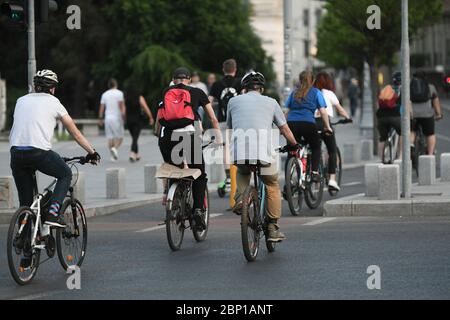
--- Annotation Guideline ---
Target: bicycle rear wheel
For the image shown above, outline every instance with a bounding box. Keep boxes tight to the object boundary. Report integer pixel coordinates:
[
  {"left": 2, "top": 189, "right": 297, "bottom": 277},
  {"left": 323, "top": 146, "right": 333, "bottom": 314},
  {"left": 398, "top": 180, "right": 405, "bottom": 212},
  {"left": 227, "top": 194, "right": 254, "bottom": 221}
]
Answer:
[
  {"left": 192, "top": 188, "right": 210, "bottom": 242},
  {"left": 7, "top": 207, "right": 41, "bottom": 285},
  {"left": 284, "top": 157, "right": 303, "bottom": 216},
  {"left": 241, "top": 186, "right": 261, "bottom": 262},
  {"left": 56, "top": 199, "right": 88, "bottom": 270},
  {"left": 166, "top": 184, "right": 185, "bottom": 251},
  {"left": 305, "top": 158, "right": 325, "bottom": 209}
]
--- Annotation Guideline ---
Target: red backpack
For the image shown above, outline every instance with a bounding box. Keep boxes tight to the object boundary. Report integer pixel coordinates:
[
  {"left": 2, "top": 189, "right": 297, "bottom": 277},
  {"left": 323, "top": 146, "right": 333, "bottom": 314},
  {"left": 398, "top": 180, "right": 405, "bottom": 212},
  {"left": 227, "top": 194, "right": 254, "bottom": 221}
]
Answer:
[
  {"left": 158, "top": 87, "right": 195, "bottom": 129},
  {"left": 378, "top": 85, "right": 399, "bottom": 109}
]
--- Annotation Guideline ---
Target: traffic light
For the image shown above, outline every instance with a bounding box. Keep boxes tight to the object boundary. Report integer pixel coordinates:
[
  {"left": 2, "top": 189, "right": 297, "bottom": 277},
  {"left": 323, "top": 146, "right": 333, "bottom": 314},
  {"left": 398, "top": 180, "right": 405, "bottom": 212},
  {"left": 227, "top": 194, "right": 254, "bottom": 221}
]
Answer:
[{"left": 1, "top": 1, "right": 27, "bottom": 28}]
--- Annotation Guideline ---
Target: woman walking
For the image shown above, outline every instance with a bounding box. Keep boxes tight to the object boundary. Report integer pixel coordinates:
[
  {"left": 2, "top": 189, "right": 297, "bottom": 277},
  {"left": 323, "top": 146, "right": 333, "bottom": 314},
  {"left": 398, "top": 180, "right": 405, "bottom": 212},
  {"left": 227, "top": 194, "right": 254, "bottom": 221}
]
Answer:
[
  {"left": 125, "top": 83, "right": 154, "bottom": 162},
  {"left": 285, "top": 71, "right": 333, "bottom": 182}
]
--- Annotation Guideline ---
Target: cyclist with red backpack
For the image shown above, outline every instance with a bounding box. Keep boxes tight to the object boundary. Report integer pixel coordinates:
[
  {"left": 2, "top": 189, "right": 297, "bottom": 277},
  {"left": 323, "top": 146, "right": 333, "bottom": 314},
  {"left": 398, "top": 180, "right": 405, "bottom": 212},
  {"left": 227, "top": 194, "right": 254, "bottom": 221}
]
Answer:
[
  {"left": 156, "top": 67, "right": 221, "bottom": 230},
  {"left": 377, "top": 72, "right": 403, "bottom": 159}
]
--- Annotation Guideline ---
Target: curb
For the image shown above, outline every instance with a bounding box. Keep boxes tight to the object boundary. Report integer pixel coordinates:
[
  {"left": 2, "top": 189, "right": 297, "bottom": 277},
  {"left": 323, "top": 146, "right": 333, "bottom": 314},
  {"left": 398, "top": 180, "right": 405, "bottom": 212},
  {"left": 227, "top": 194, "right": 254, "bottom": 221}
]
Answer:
[
  {"left": 0, "top": 194, "right": 164, "bottom": 225},
  {"left": 324, "top": 194, "right": 450, "bottom": 217}
]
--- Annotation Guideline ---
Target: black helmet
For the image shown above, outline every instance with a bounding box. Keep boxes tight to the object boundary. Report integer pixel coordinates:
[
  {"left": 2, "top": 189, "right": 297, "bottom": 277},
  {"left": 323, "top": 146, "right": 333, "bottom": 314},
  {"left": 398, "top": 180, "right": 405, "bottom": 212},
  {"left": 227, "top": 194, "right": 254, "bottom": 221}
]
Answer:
[
  {"left": 33, "top": 69, "right": 59, "bottom": 89},
  {"left": 241, "top": 70, "right": 266, "bottom": 89},
  {"left": 392, "top": 71, "right": 401, "bottom": 85}
]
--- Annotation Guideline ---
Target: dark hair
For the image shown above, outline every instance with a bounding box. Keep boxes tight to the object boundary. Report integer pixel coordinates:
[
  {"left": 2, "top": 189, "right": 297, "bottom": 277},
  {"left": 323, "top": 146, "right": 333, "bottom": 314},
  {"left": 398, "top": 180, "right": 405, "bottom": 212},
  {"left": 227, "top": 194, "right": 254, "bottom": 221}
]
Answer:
[
  {"left": 108, "top": 78, "right": 118, "bottom": 89},
  {"left": 223, "top": 59, "right": 237, "bottom": 74},
  {"left": 315, "top": 72, "right": 335, "bottom": 91}
]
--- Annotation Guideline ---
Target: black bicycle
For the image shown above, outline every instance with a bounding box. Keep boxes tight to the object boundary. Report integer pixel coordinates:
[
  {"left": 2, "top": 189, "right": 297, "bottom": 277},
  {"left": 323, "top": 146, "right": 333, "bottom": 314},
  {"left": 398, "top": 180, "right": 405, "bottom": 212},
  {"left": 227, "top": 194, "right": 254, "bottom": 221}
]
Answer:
[{"left": 7, "top": 156, "right": 92, "bottom": 285}]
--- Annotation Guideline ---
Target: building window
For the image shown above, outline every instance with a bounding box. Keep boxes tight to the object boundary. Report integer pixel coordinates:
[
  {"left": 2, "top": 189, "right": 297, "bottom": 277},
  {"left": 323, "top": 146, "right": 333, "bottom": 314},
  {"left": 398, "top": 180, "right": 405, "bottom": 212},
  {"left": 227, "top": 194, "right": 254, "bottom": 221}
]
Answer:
[
  {"left": 315, "top": 9, "right": 322, "bottom": 25},
  {"left": 304, "top": 40, "right": 310, "bottom": 58},
  {"left": 303, "top": 9, "right": 309, "bottom": 27}
]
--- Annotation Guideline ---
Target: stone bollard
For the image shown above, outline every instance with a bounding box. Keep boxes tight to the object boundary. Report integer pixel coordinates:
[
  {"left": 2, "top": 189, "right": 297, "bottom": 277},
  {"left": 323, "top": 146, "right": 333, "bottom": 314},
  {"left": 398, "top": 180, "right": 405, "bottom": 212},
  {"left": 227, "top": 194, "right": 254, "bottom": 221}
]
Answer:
[
  {"left": 393, "top": 159, "right": 412, "bottom": 192},
  {"left": 73, "top": 172, "right": 85, "bottom": 204},
  {"left": 364, "top": 163, "right": 381, "bottom": 197},
  {"left": 106, "top": 168, "right": 126, "bottom": 199},
  {"left": 0, "top": 176, "right": 14, "bottom": 209},
  {"left": 144, "top": 165, "right": 158, "bottom": 194},
  {"left": 440, "top": 153, "right": 450, "bottom": 182},
  {"left": 343, "top": 143, "right": 357, "bottom": 164},
  {"left": 361, "top": 140, "right": 374, "bottom": 161},
  {"left": 378, "top": 165, "right": 400, "bottom": 200},
  {"left": 207, "top": 163, "right": 225, "bottom": 184},
  {"left": 418, "top": 155, "right": 436, "bottom": 186}
]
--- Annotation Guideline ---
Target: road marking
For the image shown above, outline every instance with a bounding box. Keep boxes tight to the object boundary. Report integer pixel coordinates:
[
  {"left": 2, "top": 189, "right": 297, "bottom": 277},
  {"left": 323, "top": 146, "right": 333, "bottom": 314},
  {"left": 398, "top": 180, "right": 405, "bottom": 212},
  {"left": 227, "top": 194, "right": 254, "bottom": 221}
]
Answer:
[
  {"left": 135, "top": 213, "right": 223, "bottom": 233},
  {"left": 341, "top": 181, "right": 362, "bottom": 187},
  {"left": 302, "top": 218, "right": 336, "bottom": 226},
  {"left": 437, "top": 134, "right": 450, "bottom": 142},
  {"left": 13, "top": 290, "right": 65, "bottom": 300}
]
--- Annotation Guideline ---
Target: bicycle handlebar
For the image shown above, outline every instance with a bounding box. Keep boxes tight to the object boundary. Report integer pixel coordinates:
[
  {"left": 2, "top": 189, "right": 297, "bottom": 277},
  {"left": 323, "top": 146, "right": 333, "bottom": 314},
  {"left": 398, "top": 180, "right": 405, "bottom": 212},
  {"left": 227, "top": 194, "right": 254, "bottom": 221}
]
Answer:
[
  {"left": 331, "top": 118, "right": 353, "bottom": 126},
  {"left": 62, "top": 156, "right": 88, "bottom": 165}
]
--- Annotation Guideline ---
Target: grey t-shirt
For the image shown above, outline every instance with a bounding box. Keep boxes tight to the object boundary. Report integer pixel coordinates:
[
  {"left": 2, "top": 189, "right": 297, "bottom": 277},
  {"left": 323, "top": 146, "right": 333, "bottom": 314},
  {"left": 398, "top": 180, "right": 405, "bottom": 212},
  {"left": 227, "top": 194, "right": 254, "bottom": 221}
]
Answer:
[
  {"left": 226, "top": 91, "right": 287, "bottom": 164},
  {"left": 412, "top": 84, "right": 438, "bottom": 118}
]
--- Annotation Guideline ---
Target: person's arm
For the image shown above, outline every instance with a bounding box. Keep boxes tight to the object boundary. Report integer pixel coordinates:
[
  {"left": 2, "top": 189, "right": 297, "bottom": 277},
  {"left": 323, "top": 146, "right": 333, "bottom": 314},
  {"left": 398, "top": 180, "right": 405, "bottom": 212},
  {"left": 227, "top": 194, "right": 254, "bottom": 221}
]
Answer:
[
  {"left": 120, "top": 101, "right": 126, "bottom": 121},
  {"left": 279, "top": 124, "right": 297, "bottom": 146},
  {"left": 432, "top": 97, "right": 443, "bottom": 120},
  {"left": 139, "top": 95, "right": 155, "bottom": 126},
  {"left": 98, "top": 104, "right": 105, "bottom": 126},
  {"left": 61, "top": 115, "right": 96, "bottom": 154},
  {"left": 203, "top": 102, "right": 221, "bottom": 142},
  {"left": 335, "top": 102, "right": 351, "bottom": 119}
]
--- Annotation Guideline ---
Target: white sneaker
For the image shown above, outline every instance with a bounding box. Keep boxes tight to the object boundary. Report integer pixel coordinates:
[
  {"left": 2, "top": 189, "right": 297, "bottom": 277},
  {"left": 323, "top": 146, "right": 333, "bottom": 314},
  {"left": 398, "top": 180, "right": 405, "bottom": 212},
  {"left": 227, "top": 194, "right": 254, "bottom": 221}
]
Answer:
[
  {"left": 110, "top": 147, "right": 119, "bottom": 160},
  {"left": 328, "top": 180, "right": 341, "bottom": 191},
  {"left": 110, "top": 156, "right": 118, "bottom": 162}
]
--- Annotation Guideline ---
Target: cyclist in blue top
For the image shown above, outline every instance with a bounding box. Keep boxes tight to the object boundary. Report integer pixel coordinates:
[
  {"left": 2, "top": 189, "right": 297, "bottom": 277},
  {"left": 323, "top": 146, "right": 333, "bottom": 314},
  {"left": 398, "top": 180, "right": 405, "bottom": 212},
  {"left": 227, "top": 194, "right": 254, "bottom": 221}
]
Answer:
[{"left": 285, "top": 71, "right": 333, "bottom": 182}]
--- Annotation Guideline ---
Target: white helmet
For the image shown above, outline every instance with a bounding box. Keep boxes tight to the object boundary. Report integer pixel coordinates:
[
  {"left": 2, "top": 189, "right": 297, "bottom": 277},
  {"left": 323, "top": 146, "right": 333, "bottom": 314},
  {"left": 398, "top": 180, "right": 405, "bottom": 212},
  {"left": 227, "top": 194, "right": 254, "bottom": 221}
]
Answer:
[{"left": 33, "top": 69, "right": 59, "bottom": 88}]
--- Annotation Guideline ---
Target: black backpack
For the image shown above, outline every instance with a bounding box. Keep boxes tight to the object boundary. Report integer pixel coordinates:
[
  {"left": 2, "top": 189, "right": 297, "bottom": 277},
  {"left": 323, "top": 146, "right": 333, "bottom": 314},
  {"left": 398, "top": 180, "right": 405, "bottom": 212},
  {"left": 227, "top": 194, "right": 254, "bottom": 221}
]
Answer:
[
  {"left": 218, "top": 80, "right": 238, "bottom": 122},
  {"left": 410, "top": 78, "right": 430, "bottom": 103}
]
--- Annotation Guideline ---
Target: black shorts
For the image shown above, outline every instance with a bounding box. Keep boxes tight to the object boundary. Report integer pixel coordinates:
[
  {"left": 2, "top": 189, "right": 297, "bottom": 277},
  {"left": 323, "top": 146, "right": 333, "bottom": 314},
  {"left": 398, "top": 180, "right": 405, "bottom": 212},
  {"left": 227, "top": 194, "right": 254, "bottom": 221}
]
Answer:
[
  {"left": 412, "top": 117, "right": 435, "bottom": 136},
  {"left": 377, "top": 116, "right": 401, "bottom": 142}
]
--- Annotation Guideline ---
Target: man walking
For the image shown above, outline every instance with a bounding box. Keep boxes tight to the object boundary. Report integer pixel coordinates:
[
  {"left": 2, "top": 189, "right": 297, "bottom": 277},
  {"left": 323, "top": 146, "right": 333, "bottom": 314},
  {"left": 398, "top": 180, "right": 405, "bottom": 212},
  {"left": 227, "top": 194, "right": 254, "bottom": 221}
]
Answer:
[{"left": 99, "top": 78, "right": 126, "bottom": 162}]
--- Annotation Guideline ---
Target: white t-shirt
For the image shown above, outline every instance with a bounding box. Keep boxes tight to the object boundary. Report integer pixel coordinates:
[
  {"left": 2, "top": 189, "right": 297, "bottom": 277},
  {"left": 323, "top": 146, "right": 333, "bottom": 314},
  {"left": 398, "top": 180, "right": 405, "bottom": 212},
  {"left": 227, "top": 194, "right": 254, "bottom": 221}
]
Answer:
[
  {"left": 315, "top": 89, "right": 339, "bottom": 118},
  {"left": 10, "top": 93, "right": 68, "bottom": 151},
  {"left": 100, "top": 88, "right": 124, "bottom": 120}
]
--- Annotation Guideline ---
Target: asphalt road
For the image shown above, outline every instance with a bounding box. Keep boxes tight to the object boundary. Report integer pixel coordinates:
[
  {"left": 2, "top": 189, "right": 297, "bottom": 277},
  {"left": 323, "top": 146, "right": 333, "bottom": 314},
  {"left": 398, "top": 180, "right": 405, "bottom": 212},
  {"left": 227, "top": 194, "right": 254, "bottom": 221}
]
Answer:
[{"left": 0, "top": 100, "right": 449, "bottom": 300}]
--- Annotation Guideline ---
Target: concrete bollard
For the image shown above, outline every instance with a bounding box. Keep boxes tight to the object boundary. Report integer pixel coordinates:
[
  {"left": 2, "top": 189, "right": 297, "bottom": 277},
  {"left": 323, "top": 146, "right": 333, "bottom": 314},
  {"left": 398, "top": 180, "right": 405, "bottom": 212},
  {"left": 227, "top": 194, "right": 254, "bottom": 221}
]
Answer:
[
  {"left": 106, "top": 168, "right": 126, "bottom": 199},
  {"left": 440, "top": 153, "right": 450, "bottom": 182},
  {"left": 418, "top": 155, "right": 436, "bottom": 186},
  {"left": 73, "top": 172, "right": 85, "bottom": 204},
  {"left": 361, "top": 140, "right": 374, "bottom": 161},
  {"left": 378, "top": 165, "right": 400, "bottom": 200},
  {"left": 364, "top": 163, "right": 382, "bottom": 197},
  {"left": 207, "top": 163, "right": 225, "bottom": 184},
  {"left": 343, "top": 143, "right": 357, "bottom": 164},
  {"left": 144, "top": 165, "right": 158, "bottom": 194},
  {"left": 0, "top": 176, "right": 14, "bottom": 209}
]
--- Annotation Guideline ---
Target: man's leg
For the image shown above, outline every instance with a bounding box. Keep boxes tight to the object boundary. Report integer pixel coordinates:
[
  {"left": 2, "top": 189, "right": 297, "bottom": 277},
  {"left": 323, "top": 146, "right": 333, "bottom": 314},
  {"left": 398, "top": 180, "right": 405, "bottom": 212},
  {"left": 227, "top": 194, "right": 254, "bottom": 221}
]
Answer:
[
  {"left": 232, "top": 165, "right": 251, "bottom": 214},
  {"left": 261, "top": 172, "right": 285, "bottom": 242},
  {"left": 427, "top": 135, "right": 437, "bottom": 155}
]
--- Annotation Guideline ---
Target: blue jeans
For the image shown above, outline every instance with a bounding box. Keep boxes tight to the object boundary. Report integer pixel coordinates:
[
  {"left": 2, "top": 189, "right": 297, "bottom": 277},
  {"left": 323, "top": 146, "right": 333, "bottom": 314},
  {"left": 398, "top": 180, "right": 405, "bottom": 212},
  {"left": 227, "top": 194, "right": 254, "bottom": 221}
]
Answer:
[{"left": 10, "top": 148, "right": 72, "bottom": 207}]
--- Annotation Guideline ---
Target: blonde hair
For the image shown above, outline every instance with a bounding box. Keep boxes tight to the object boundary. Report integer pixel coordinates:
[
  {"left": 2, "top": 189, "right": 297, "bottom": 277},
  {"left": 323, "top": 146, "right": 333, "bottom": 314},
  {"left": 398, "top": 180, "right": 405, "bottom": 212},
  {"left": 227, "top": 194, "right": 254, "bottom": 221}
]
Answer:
[{"left": 295, "top": 71, "right": 314, "bottom": 101}]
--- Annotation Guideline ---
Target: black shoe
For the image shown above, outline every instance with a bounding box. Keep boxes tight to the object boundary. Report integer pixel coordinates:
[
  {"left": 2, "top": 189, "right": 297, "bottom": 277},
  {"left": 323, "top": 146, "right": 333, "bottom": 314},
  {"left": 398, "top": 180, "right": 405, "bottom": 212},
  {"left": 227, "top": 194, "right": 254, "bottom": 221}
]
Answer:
[
  {"left": 193, "top": 209, "right": 206, "bottom": 231},
  {"left": 20, "top": 251, "right": 32, "bottom": 270},
  {"left": 311, "top": 172, "right": 321, "bottom": 183},
  {"left": 43, "top": 212, "right": 66, "bottom": 228}
]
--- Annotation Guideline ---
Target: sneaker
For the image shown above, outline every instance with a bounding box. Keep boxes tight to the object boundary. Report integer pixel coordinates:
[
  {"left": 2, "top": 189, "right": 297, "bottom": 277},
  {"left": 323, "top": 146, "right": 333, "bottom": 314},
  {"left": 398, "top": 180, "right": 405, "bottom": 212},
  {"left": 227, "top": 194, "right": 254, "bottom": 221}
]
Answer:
[
  {"left": 193, "top": 208, "right": 206, "bottom": 231},
  {"left": 43, "top": 212, "right": 67, "bottom": 228},
  {"left": 328, "top": 180, "right": 341, "bottom": 191},
  {"left": 110, "top": 147, "right": 119, "bottom": 161},
  {"left": 19, "top": 256, "right": 32, "bottom": 270},
  {"left": 232, "top": 200, "right": 243, "bottom": 216},
  {"left": 267, "top": 223, "right": 286, "bottom": 242}
]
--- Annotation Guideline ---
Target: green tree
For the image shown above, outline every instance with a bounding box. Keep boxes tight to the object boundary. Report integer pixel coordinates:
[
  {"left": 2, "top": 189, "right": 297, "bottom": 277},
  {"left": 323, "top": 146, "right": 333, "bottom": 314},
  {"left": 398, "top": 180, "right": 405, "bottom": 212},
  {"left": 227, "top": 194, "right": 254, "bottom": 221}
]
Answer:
[{"left": 317, "top": 0, "right": 442, "bottom": 152}]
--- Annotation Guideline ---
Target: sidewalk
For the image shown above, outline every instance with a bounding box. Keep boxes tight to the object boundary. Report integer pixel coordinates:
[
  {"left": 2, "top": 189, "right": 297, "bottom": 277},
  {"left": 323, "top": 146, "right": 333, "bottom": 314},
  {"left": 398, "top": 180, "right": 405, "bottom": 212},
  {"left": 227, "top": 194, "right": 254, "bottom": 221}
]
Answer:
[{"left": 324, "top": 179, "right": 450, "bottom": 217}]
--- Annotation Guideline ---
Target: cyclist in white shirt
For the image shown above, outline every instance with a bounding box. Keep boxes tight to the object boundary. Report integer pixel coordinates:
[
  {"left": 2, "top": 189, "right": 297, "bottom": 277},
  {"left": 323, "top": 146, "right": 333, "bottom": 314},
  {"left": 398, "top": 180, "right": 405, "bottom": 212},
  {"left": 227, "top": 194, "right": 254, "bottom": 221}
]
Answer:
[
  {"left": 99, "top": 79, "right": 126, "bottom": 162},
  {"left": 314, "top": 72, "right": 351, "bottom": 191}
]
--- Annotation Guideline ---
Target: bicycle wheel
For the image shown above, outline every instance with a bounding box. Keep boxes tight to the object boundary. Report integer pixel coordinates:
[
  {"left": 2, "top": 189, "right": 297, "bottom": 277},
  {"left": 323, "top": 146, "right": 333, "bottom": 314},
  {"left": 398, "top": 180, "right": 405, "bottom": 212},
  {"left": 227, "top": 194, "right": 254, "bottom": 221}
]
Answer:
[
  {"left": 305, "top": 158, "right": 325, "bottom": 209},
  {"left": 284, "top": 157, "right": 303, "bottom": 216},
  {"left": 329, "top": 148, "right": 342, "bottom": 197},
  {"left": 192, "top": 188, "right": 210, "bottom": 242},
  {"left": 7, "top": 207, "right": 41, "bottom": 285},
  {"left": 56, "top": 199, "right": 88, "bottom": 270},
  {"left": 166, "top": 183, "right": 185, "bottom": 251},
  {"left": 241, "top": 186, "right": 261, "bottom": 262}
]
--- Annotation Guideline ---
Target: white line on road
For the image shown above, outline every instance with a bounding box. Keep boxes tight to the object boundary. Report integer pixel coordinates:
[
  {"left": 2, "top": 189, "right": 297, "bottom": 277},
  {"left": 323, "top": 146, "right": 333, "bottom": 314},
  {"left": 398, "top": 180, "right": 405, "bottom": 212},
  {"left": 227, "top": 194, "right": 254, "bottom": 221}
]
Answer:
[
  {"left": 302, "top": 218, "right": 336, "bottom": 226},
  {"left": 341, "top": 182, "right": 362, "bottom": 187},
  {"left": 135, "top": 213, "right": 223, "bottom": 233}
]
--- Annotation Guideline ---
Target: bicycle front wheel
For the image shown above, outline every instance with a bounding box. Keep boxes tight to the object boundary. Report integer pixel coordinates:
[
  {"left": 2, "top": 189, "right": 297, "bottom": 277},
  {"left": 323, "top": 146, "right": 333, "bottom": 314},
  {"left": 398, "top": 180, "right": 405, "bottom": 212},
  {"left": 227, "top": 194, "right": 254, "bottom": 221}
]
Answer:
[
  {"left": 166, "top": 184, "right": 185, "bottom": 251},
  {"left": 241, "top": 186, "right": 261, "bottom": 262},
  {"left": 7, "top": 207, "right": 41, "bottom": 285},
  {"left": 305, "top": 158, "right": 325, "bottom": 209},
  {"left": 284, "top": 157, "right": 303, "bottom": 216},
  {"left": 56, "top": 199, "right": 88, "bottom": 270}
]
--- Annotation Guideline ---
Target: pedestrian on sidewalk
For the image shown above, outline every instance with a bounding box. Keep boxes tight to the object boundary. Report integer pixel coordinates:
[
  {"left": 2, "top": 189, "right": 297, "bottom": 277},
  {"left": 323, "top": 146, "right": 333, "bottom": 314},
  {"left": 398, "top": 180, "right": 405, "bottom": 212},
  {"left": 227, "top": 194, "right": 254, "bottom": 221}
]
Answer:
[
  {"left": 99, "top": 78, "right": 126, "bottom": 162},
  {"left": 347, "top": 78, "right": 360, "bottom": 118},
  {"left": 125, "top": 81, "right": 155, "bottom": 162}
]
